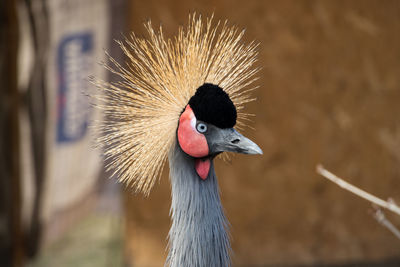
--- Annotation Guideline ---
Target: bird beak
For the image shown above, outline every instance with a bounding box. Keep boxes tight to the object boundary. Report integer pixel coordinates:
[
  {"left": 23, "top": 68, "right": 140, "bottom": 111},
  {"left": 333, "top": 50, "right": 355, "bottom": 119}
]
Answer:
[{"left": 208, "top": 128, "right": 263, "bottom": 155}]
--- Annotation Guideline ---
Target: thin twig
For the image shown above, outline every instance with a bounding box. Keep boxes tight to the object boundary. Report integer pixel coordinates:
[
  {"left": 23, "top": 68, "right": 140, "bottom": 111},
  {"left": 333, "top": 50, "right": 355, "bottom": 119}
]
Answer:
[
  {"left": 316, "top": 164, "right": 400, "bottom": 216},
  {"left": 371, "top": 205, "right": 400, "bottom": 240}
]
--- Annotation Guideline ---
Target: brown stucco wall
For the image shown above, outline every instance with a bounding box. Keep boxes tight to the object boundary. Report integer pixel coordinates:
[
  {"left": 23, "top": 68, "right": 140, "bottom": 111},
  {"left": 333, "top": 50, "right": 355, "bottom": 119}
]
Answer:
[{"left": 124, "top": 1, "right": 400, "bottom": 266}]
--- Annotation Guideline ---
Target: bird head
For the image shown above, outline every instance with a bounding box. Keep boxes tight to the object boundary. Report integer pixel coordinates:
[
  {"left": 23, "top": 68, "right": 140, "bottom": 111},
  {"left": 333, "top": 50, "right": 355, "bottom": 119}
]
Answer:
[
  {"left": 94, "top": 14, "right": 261, "bottom": 194},
  {"left": 177, "top": 83, "right": 262, "bottom": 179}
]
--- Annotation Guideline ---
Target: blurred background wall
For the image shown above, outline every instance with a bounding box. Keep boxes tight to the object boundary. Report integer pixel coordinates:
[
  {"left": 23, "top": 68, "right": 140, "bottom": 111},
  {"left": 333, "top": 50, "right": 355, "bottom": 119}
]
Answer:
[
  {"left": 1, "top": 0, "right": 400, "bottom": 267},
  {"left": 124, "top": 0, "right": 400, "bottom": 266},
  {"left": 1, "top": 0, "right": 126, "bottom": 266}
]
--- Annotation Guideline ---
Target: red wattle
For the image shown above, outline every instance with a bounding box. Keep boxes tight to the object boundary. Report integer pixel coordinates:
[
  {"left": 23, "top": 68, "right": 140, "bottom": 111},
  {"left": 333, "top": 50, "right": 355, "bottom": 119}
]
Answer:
[{"left": 195, "top": 158, "right": 211, "bottom": 180}]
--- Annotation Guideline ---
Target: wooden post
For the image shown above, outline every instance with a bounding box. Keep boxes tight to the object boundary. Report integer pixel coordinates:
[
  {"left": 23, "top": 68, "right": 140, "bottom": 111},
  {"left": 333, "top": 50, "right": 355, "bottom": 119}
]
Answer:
[{"left": 0, "top": 0, "right": 24, "bottom": 266}]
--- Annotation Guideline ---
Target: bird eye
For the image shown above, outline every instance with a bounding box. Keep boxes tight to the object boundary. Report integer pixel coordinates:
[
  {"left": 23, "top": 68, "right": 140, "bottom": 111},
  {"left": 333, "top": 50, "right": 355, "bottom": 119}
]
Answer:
[{"left": 196, "top": 122, "right": 207, "bottom": 133}]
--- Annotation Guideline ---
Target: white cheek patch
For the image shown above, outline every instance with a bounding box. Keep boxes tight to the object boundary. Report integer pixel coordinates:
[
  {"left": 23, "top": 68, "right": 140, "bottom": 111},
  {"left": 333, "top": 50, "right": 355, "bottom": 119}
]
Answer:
[{"left": 190, "top": 116, "right": 197, "bottom": 131}]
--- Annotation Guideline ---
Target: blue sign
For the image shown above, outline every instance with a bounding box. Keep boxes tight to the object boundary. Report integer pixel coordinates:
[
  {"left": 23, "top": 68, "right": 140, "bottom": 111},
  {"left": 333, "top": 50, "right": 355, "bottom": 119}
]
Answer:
[{"left": 57, "top": 33, "right": 93, "bottom": 143}]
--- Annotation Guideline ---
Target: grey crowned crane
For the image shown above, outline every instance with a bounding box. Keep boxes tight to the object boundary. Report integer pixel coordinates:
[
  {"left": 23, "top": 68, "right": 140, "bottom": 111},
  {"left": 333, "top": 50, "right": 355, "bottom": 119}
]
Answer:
[{"left": 95, "top": 14, "right": 262, "bottom": 267}]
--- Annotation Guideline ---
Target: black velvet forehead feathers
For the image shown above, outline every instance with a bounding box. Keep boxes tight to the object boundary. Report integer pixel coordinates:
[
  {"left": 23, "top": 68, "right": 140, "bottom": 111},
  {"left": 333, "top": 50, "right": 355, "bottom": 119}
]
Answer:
[{"left": 188, "top": 83, "right": 237, "bottom": 128}]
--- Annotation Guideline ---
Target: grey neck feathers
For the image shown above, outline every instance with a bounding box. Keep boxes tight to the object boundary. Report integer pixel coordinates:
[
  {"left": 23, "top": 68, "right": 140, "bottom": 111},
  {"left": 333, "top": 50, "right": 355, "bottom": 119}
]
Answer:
[{"left": 167, "top": 142, "right": 231, "bottom": 267}]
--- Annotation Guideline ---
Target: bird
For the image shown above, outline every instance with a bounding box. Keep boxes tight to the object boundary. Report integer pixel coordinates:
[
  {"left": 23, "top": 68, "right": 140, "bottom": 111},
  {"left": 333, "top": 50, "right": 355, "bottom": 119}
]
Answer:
[{"left": 93, "top": 14, "right": 262, "bottom": 267}]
